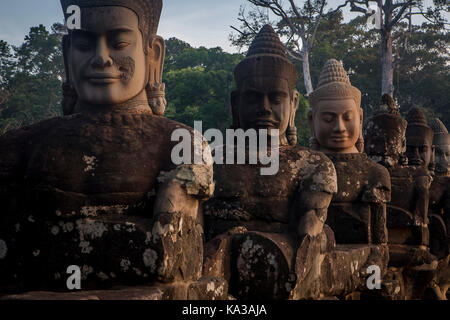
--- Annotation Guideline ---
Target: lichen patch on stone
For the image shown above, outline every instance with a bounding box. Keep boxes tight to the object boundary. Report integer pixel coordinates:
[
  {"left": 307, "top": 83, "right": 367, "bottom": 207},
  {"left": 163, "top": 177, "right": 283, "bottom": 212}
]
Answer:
[{"left": 143, "top": 248, "right": 158, "bottom": 273}]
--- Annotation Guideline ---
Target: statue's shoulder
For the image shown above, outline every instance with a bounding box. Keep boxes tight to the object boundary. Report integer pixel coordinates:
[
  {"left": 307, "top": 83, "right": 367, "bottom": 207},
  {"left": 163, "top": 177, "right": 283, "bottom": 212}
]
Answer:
[
  {"left": 0, "top": 115, "right": 74, "bottom": 175},
  {"left": 286, "top": 146, "right": 337, "bottom": 195},
  {"left": 362, "top": 154, "right": 391, "bottom": 203},
  {"left": 141, "top": 114, "right": 191, "bottom": 129},
  {"left": 0, "top": 115, "right": 74, "bottom": 145}
]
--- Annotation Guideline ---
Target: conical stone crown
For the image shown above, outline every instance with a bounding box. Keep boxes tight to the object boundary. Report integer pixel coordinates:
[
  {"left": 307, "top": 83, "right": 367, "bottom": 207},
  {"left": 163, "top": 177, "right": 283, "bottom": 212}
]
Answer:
[
  {"left": 406, "top": 107, "right": 428, "bottom": 127},
  {"left": 309, "top": 59, "right": 361, "bottom": 109},
  {"left": 246, "top": 24, "right": 286, "bottom": 58},
  {"left": 405, "top": 107, "right": 433, "bottom": 144},
  {"left": 317, "top": 59, "right": 351, "bottom": 88},
  {"left": 234, "top": 24, "right": 298, "bottom": 91},
  {"left": 430, "top": 118, "right": 449, "bottom": 135}
]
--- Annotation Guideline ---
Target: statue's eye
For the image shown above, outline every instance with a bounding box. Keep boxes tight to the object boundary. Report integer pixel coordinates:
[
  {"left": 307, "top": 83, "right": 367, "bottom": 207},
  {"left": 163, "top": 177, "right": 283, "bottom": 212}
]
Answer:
[
  {"left": 114, "top": 41, "right": 130, "bottom": 50},
  {"left": 269, "top": 93, "right": 283, "bottom": 105},
  {"left": 343, "top": 112, "right": 353, "bottom": 121},
  {"left": 321, "top": 113, "right": 334, "bottom": 123},
  {"left": 245, "top": 92, "right": 260, "bottom": 104},
  {"left": 74, "top": 41, "right": 92, "bottom": 51},
  {"left": 271, "top": 97, "right": 281, "bottom": 105}
]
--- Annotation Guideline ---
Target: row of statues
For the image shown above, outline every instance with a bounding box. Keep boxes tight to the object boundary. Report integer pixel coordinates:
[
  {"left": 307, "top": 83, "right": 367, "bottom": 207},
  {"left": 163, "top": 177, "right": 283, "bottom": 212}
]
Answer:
[{"left": 0, "top": 0, "right": 448, "bottom": 300}]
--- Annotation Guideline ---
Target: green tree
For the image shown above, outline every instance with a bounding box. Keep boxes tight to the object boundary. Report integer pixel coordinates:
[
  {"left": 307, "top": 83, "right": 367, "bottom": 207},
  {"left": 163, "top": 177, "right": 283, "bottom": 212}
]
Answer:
[
  {"left": 163, "top": 41, "right": 244, "bottom": 132},
  {"left": 0, "top": 24, "right": 65, "bottom": 134}
]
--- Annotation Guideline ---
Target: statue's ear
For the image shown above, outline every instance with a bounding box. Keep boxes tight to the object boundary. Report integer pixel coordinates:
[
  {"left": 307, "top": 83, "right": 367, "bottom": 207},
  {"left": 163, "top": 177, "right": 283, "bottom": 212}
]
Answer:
[
  {"left": 290, "top": 90, "right": 300, "bottom": 128},
  {"left": 62, "top": 35, "right": 71, "bottom": 82},
  {"left": 61, "top": 35, "right": 77, "bottom": 116},
  {"left": 231, "top": 90, "right": 240, "bottom": 129},
  {"left": 148, "top": 35, "right": 166, "bottom": 85},
  {"left": 308, "top": 109, "right": 314, "bottom": 134}
]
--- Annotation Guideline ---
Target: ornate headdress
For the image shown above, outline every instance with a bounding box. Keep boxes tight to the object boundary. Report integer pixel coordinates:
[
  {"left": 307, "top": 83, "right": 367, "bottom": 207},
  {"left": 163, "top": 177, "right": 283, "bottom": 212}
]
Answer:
[
  {"left": 60, "top": 0, "right": 162, "bottom": 42},
  {"left": 234, "top": 25, "right": 298, "bottom": 92},
  {"left": 233, "top": 25, "right": 299, "bottom": 145},
  {"left": 430, "top": 118, "right": 450, "bottom": 146},
  {"left": 405, "top": 107, "right": 434, "bottom": 146},
  {"left": 309, "top": 59, "right": 363, "bottom": 152},
  {"left": 364, "top": 94, "right": 408, "bottom": 163},
  {"left": 308, "top": 59, "right": 361, "bottom": 109}
]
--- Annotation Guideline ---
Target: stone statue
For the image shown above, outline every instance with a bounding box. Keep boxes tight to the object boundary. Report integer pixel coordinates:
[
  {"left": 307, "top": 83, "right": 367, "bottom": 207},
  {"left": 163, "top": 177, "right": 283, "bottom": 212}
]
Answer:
[
  {"left": 364, "top": 98, "right": 438, "bottom": 299},
  {"left": 0, "top": 0, "right": 222, "bottom": 299},
  {"left": 364, "top": 99, "right": 431, "bottom": 248},
  {"left": 429, "top": 118, "right": 450, "bottom": 257},
  {"left": 203, "top": 25, "right": 338, "bottom": 299},
  {"left": 364, "top": 94, "right": 408, "bottom": 168},
  {"left": 405, "top": 107, "right": 435, "bottom": 173},
  {"left": 308, "top": 59, "right": 390, "bottom": 246},
  {"left": 430, "top": 118, "right": 450, "bottom": 178},
  {"left": 203, "top": 27, "right": 390, "bottom": 300}
]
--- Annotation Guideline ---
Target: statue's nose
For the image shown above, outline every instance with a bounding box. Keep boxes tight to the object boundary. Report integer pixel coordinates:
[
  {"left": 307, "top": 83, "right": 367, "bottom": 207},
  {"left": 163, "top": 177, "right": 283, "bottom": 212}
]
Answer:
[
  {"left": 257, "top": 95, "right": 271, "bottom": 116},
  {"left": 91, "top": 38, "right": 113, "bottom": 68}
]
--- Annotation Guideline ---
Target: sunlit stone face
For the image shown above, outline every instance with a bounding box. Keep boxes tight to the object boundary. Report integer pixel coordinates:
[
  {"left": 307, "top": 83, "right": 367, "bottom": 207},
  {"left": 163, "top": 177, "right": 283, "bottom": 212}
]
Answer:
[
  {"left": 313, "top": 98, "right": 361, "bottom": 154},
  {"left": 405, "top": 137, "right": 433, "bottom": 168},
  {"left": 238, "top": 76, "right": 292, "bottom": 138},
  {"left": 68, "top": 6, "right": 148, "bottom": 106}
]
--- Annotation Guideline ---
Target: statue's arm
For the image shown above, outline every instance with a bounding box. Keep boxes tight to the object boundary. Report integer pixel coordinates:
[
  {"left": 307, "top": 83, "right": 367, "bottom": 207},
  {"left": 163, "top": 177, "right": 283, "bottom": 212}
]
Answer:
[
  {"left": 363, "top": 165, "right": 391, "bottom": 244},
  {"left": 296, "top": 153, "right": 337, "bottom": 239},
  {"left": 370, "top": 202, "right": 388, "bottom": 244},
  {"left": 297, "top": 191, "right": 333, "bottom": 238},
  {"left": 151, "top": 142, "right": 214, "bottom": 281},
  {"left": 413, "top": 174, "right": 433, "bottom": 225}
]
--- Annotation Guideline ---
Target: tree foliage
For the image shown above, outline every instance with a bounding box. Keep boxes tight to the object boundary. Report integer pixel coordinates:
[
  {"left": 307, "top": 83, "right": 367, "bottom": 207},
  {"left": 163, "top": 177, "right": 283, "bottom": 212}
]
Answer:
[
  {"left": 0, "top": 21, "right": 448, "bottom": 145},
  {"left": 163, "top": 38, "right": 244, "bottom": 132},
  {"left": 0, "top": 24, "right": 65, "bottom": 134}
]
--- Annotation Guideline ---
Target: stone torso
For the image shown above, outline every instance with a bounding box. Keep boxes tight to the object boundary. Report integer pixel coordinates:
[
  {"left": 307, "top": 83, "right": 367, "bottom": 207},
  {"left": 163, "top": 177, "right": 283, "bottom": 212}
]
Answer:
[
  {"left": 389, "top": 165, "right": 431, "bottom": 212},
  {"left": 0, "top": 112, "right": 189, "bottom": 219},
  {"left": 204, "top": 146, "right": 336, "bottom": 240},
  {"left": 430, "top": 175, "right": 450, "bottom": 216},
  {"left": 325, "top": 153, "right": 390, "bottom": 244}
]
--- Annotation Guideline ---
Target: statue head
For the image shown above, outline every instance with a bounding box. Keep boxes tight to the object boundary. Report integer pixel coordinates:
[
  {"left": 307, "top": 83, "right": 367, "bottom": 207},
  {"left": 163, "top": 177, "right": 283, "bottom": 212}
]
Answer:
[
  {"left": 405, "top": 107, "right": 434, "bottom": 169},
  {"left": 308, "top": 59, "right": 363, "bottom": 154},
  {"left": 364, "top": 94, "right": 408, "bottom": 167},
  {"left": 430, "top": 118, "right": 450, "bottom": 176},
  {"left": 60, "top": 0, "right": 166, "bottom": 115},
  {"left": 231, "top": 25, "right": 299, "bottom": 146}
]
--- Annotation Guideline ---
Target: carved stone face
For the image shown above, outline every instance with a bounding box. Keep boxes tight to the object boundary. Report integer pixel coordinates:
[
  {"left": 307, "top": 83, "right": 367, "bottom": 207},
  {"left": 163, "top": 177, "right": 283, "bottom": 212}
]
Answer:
[
  {"left": 312, "top": 98, "right": 361, "bottom": 154},
  {"left": 435, "top": 137, "right": 450, "bottom": 175},
  {"left": 67, "top": 6, "right": 148, "bottom": 106},
  {"left": 405, "top": 137, "right": 432, "bottom": 168},
  {"left": 236, "top": 76, "right": 292, "bottom": 139}
]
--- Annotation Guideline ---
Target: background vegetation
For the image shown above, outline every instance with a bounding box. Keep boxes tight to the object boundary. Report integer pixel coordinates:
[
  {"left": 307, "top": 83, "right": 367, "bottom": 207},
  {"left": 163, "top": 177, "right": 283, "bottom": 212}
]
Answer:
[{"left": 0, "top": 13, "right": 448, "bottom": 147}]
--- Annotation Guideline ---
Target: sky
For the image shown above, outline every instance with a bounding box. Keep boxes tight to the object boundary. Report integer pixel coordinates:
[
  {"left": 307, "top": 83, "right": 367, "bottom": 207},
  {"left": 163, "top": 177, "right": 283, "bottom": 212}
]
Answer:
[{"left": 0, "top": 0, "right": 445, "bottom": 53}]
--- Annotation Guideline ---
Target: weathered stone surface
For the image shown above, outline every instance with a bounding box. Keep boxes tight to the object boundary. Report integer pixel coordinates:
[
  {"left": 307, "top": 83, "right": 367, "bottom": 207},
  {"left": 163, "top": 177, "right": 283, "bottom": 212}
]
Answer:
[
  {"left": 325, "top": 153, "right": 390, "bottom": 244},
  {"left": 0, "top": 212, "right": 204, "bottom": 291},
  {"left": 187, "top": 277, "right": 228, "bottom": 300},
  {"left": 0, "top": 1, "right": 215, "bottom": 298},
  {"left": 203, "top": 234, "right": 233, "bottom": 284},
  {"left": 230, "top": 232, "right": 297, "bottom": 300},
  {"left": 202, "top": 26, "right": 339, "bottom": 301},
  {"left": 205, "top": 146, "right": 337, "bottom": 240},
  {"left": 291, "top": 232, "right": 389, "bottom": 299},
  {"left": 0, "top": 277, "right": 228, "bottom": 301}
]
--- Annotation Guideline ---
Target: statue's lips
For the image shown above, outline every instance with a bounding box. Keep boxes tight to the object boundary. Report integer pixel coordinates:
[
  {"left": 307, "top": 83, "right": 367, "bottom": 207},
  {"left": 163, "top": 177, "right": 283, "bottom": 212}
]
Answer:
[
  {"left": 409, "top": 159, "right": 424, "bottom": 165},
  {"left": 331, "top": 136, "right": 349, "bottom": 142},
  {"left": 85, "top": 73, "right": 122, "bottom": 84},
  {"left": 251, "top": 119, "right": 277, "bottom": 128}
]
